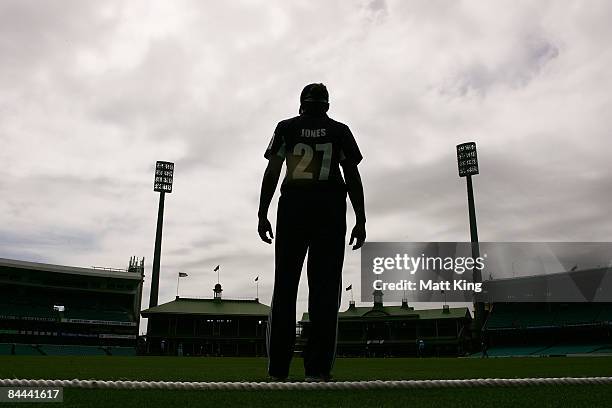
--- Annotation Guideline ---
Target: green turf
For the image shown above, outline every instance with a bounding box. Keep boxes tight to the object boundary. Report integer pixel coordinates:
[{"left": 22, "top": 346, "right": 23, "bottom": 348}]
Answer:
[
  {"left": 1, "top": 356, "right": 612, "bottom": 407},
  {"left": 3, "top": 356, "right": 612, "bottom": 381}
]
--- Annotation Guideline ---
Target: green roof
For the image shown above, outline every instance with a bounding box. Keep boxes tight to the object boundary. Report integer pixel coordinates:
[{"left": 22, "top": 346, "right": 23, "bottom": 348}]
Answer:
[
  {"left": 300, "top": 305, "right": 470, "bottom": 322},
  {"left": 141, "top": 297, "right": 270, "bottom": 317}
]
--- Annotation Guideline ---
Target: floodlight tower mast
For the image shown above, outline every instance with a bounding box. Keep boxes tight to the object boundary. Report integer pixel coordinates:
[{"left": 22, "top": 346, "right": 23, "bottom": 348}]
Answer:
[
  {"left": 148, "top": 161, "right": 174, "bottom": 309},
  {"left": 456, "top": 143, "right": 484, "bottom": 335}
]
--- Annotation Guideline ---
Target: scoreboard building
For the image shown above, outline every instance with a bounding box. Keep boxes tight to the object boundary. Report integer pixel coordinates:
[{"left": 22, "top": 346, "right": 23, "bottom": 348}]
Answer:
[
  {"left": 298, "top": 290, "right": 472, "bottom": 357},
  {"left": 141, "top": 283, "right": 270, "bottom": 356},
  {"left": 0, "top": 257, "right": 143, "bottom": 356}
]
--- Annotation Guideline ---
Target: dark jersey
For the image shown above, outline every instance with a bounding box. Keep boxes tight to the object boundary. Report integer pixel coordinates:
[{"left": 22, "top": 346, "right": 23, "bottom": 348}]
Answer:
[{"left": 264, "top": 113, "right": 362, "bottom": 194}]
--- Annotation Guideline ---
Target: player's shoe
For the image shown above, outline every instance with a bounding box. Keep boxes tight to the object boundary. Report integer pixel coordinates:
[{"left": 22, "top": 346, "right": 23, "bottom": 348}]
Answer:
[
  {"left": 268, "top": 375, "right": 288, "bottom": 382},
  {"left": 305, "top": 374, "right": 333, "bottom": 382}
]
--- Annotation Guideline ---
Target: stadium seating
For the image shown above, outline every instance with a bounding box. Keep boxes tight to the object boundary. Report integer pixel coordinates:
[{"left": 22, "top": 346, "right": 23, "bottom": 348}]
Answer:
[
  {"left": 109, "top": 347, "right": 137, "bottom": 356},
  {"left": 13, "top": 344, "right": 43, "bottom": 355},
  {"left": 555, "top": 304, "right": 599, "bottom": 326},
  {"left": 521, "top": 312, "right": 555, "bottom": 328},
  {"left": 64, "top": 308, "right": 132, "bottom": 323},
  {"left": 39, "top": 344, "right": 108, "bottom": 356},
  {"left": 596, "top": 304, "right": 612, "bottom": 322},
  {"left": 472, "top": 344, "right": 612, "bottom": 358},
  {"left": 0, "top": 343, "right": 137, "bottom": 356},
  {"left": 0, "top": 302, "right": 57, "bottom": 320},
  {"left": 0, "top": 343, "right": 14, "bottom": 355},
  {"left": 537, "top": 344, "right": 611, "bottom": 356},
  {"left": 479, "top": 303, "right": 612, "bottom": 358},
  {"left": 484, "top": 303, "right": 612, "bottom": 330},
  {"left": 483, "top": 310, "right": 515, "bottom": 329},
  {"left": 487, "top": 346, "right": 548, "bottom": 357}
]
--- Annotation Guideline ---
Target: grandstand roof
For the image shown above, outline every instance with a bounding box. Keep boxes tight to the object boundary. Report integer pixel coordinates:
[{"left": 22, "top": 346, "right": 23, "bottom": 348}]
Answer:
[
  {"left": 300, "top": 305, "right": 470, "bottom": 323},
  {"left": 0, "top": 257, "right": 142, "bottom": 280},
  {"left": 141, "top": 297, "right": 270, "bottom": 317}
]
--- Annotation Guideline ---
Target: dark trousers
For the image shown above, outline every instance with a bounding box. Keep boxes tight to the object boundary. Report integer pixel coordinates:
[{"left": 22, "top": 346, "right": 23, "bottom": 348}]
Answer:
[{"left": 267, "top": 191, "right": 346, "bottom": 378}]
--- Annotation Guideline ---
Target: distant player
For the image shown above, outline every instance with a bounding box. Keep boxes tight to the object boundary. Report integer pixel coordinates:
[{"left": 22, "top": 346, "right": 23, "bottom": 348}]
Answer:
[
  {"left": 481, "top": 335, "right": 489, "bottom": 358},
  {"left": 258, "top": 83, "right": 366, "bottom": 381},
  {"left": 417, "top": 339, "right": 425, "bottom": 357}
]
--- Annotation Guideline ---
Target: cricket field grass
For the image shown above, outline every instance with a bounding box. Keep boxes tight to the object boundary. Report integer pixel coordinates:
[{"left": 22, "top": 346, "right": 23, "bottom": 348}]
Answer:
[{"left": 1, "top": 356, "right": 612, "bottom": 407}]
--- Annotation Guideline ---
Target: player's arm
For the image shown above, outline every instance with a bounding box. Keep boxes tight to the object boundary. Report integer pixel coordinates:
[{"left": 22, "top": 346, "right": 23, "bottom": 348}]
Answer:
[
  {"left": 257, "top": 155, "right": 283, "bottom": 244},
  {"left": 342, "top": 161, "right": 366, "bottom": 250}
]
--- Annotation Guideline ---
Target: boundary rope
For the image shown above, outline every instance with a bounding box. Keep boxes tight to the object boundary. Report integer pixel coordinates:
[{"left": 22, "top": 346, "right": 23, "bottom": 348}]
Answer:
[{"left": 1, "top": 377, "right": 612, "bottom": 390}]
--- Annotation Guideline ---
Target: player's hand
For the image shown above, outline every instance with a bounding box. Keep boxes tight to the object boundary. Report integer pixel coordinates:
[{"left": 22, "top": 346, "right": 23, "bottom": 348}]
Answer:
[
  {"left": 349, "top": 222, "right": 366, "bottom": 250},
  {"left": 258, "top": 217, "right": 274, "bottom": 244}
]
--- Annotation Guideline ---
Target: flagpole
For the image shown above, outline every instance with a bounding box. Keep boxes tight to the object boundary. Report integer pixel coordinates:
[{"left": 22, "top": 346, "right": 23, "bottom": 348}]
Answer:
[
  {"left": 346, "top": 284, "right": 354, "bottom": 303},
  {"left": 176, "top": 273, "right": 180, "bottom": 298},
  {"left": 217, "top": 266, "right": 220, "bottom": 284},
  {"left": 256, "top": 280, "right": 259, "bottom": 300}
]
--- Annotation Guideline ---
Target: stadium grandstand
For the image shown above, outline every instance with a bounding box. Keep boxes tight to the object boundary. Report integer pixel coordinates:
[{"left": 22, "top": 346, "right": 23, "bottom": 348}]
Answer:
[
  {"left": 474, "top": 269, "right": 612, "bottom": 357},
  {"left": 141, "top": 283, "right": 270, "bottom": 356},
  {"left": 297, "top": 290, "right": 472, "bottom": 357},
  {"left": 0, "top": 257, "right": 144, "bottom": 356}
]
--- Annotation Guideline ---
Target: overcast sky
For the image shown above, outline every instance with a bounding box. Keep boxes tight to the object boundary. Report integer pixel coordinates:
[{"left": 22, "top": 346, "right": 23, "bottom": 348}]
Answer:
[{"left": 1, "top": 1, "right": 611, "bottom": 331}]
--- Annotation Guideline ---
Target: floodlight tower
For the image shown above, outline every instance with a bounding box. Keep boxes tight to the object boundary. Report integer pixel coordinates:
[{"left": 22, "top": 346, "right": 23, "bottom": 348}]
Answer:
[
  {"left": 149, "top": 161, "right": 174, "bottom": 309},
  {"left": 456, "top": 142, "right": 484, "bottom": 333}
]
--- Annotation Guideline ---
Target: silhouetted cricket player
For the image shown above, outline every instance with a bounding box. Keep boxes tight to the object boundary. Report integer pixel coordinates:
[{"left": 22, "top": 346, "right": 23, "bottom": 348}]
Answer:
[{"left": 258, "top": 83, "right": 366, "bottom": 381}]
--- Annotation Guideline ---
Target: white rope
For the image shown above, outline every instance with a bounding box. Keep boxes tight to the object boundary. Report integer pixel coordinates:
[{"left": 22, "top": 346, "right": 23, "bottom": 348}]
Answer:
[{"left": 1, "top": 377, "right": 612, "bottom": 390}]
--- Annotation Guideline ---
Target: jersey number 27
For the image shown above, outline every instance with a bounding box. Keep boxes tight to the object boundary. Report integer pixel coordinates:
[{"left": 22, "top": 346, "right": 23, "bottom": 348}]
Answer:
[{"left": 292, "top": 142, "right": 332, "bottom": 181}]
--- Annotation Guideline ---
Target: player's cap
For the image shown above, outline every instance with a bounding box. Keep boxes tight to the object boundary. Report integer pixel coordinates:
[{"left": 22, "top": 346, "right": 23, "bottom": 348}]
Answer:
[{"left": 300, "top": 83, "right": 329, "bottom": 104}]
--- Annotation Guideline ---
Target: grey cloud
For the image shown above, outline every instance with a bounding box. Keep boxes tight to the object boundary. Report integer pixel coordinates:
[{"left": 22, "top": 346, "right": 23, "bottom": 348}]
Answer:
[
  {"left": 0, "top": 1, "right": 116, "bottom": 83},
  {"left": 0, "top": 228, "right": 100, "bottom": 259},
  {"left": 442, "top": 36, "right": 560, "bottom": 97}
]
